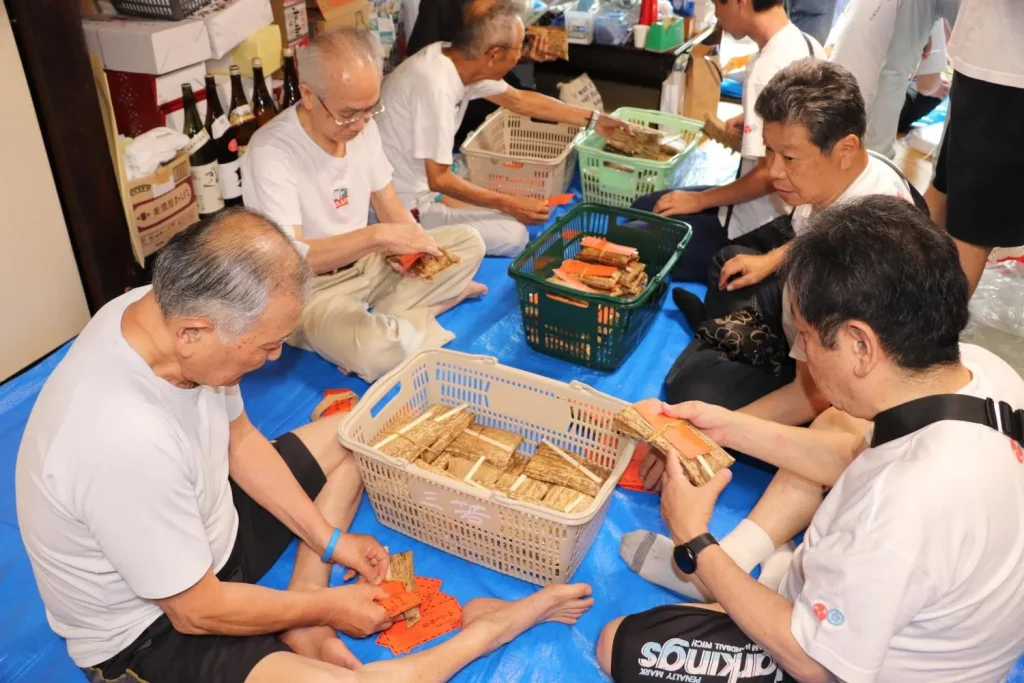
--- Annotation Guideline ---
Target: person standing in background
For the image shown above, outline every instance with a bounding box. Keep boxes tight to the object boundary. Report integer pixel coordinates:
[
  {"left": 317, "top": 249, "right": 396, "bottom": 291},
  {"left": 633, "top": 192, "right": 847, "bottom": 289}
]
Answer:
[
  {"left": 928, "top": 0, "right": 1024, "bottom": 297},
  {"left": 827, "top": 0, "right": 959, "bottom": 158},
  {"left": 784, "top": 0, "right": 835, "bottom": 44}
]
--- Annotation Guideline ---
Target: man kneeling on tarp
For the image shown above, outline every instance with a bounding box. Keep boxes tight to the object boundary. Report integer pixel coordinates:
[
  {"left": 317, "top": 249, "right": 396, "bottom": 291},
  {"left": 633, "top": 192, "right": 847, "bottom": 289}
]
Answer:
[
  {"left": 597, "top": 196, "right": 1024, "bottom": 683},
  {"left": 243, "top": 27, "right": 487, "bottom": 384}
]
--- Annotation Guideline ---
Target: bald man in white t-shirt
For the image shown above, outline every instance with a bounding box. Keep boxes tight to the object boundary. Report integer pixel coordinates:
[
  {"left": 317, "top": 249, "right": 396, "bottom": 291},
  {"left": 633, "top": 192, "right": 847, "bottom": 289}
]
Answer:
[{"left": 243, "top": 28, "right": 487, "bottom": 383}]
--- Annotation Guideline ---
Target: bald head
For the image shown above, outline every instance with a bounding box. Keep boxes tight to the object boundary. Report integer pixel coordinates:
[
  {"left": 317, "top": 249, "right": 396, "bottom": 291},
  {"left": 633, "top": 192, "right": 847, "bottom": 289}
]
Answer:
[
  {"left": 152, "top": 207, "right": 313, "bottom": 339},
  {"left": 298, "top": 27, "right": 382, "bottom": 97}
]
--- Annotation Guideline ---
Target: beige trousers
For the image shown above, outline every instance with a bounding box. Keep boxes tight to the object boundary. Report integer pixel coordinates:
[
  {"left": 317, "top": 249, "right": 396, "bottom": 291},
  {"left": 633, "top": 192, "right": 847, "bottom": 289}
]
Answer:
[{"left": 288, "top": 224, "right": 485, "bottom": 383}]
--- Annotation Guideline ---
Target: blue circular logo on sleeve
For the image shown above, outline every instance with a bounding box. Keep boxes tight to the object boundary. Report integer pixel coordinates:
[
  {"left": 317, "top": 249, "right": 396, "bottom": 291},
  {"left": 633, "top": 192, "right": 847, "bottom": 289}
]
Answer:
[{"left": 827, "top": 608, "right": 845, "bottom": 627}]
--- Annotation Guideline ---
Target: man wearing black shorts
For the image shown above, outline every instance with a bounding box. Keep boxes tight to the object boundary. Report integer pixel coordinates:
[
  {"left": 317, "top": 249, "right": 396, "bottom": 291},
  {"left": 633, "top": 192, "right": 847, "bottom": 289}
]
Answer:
[
  {"left": 17, "top": 209, "right": 597, "bottom": 683},
  {"left": 928, "top": 0, "right": 1024, "bottom": 295},
  {"left": 598, "top": 197, "right": 1024, "bottom": 682}
]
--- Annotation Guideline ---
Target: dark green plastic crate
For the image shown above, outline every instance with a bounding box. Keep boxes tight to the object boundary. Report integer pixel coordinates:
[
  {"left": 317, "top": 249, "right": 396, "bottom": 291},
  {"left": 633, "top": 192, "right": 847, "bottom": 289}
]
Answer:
[{"left": 508, "top": 203, "right": 691, "bottom": 370}]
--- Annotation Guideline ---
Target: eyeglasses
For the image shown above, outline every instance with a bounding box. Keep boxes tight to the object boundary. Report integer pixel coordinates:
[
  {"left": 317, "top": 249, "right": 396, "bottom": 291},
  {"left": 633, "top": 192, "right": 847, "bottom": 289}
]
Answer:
[{"left": 314, "top": 92, "right": 386, "bottom": 127}]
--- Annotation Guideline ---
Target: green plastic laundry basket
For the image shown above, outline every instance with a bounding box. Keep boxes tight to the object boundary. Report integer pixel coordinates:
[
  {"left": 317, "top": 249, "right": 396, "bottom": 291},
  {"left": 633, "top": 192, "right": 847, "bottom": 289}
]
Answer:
[
  {"left": 575, "top": 107, "right": 703, "bottom": 208},
  {"left": 508, "top": 203, "right": 692, "bottom": 370}
]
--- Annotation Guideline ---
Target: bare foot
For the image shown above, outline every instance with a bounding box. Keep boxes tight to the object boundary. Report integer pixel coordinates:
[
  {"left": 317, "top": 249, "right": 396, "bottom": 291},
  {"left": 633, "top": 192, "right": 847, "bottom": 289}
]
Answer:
[
  {"left": 463, "top": 281, "right": 488, "bottom": 299},
  {"left": 281, "top": 625, "right": 362, "bottom": 669},
  {"left": 463, "top": 584, "right": 594, "bottom": 649},
  {"left": 428, "top": 281, "right": 488, "bottom": 317}
]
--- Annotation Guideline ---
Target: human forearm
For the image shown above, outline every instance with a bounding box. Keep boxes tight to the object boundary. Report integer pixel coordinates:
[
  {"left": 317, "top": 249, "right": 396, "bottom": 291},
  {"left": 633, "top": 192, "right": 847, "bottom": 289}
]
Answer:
[
  {"left": 169, "top": 578, "right": 331, "bottom": 636},
  {"left": 302, "top": 226, "right": 383, "bottom": 275},
  {"left": 694, "top": 158, "right": 774, "bottom": 210},
  {"left": 695, "top": 548, "right": 831, "bottom": 683},
  {"left": 740, "top": 362, "right": 828, "bottom": 425},
  {"left": 496, "top": 89, "right": 592, "bottom": 127}
]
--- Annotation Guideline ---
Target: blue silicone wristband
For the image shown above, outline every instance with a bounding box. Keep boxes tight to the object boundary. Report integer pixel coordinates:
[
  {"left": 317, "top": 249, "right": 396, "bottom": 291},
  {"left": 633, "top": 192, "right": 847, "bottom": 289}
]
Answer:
[{"left": 321, "top": 528, "right": 341, "bottom": 563}]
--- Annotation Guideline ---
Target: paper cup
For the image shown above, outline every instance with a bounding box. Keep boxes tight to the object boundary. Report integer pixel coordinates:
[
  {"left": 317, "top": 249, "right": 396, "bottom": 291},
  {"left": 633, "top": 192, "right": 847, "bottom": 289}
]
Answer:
[{"left": 633, "top": 25, "right": 650, "bottom": 49}]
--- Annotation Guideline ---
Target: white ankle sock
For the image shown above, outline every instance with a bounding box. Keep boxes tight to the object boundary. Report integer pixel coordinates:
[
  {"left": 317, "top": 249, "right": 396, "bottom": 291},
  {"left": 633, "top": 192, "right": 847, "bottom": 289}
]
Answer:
[
  {"left": 757, "top": 541, "right": 796, "bottom": 591},
  {"left": 619, "top": 520, "right": 776, "bottom": 601}
]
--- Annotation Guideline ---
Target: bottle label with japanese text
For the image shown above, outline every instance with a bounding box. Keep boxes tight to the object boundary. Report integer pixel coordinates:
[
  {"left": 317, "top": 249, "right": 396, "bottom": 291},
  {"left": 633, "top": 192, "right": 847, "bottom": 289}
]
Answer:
[
  {"left": 218, "top": 159, "right": 242, "bottom": 200},
  {"left": 191, "top": 160, "right": 224, "bottom": 215},
  {"left": 210, "top": 115, "right": 231, "bottom": 140},
  {"left": 229, "top": 105, "right": 253, "bottom": 127},
  {"left": 184, "top": 129, "right": 211, "bottom": 157}
]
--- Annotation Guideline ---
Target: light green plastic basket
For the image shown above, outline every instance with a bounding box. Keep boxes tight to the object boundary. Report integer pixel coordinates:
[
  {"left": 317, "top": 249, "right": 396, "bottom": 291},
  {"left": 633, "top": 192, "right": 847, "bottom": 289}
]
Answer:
[{"left": 575, "top": 107, "right": 703, "bottom": 208}]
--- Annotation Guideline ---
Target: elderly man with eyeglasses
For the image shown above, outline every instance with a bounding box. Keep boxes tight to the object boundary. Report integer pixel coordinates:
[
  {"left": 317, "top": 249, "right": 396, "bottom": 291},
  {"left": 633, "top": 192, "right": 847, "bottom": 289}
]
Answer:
[{"left": 242, "top": 27, "right": 487, "bottom": 383}]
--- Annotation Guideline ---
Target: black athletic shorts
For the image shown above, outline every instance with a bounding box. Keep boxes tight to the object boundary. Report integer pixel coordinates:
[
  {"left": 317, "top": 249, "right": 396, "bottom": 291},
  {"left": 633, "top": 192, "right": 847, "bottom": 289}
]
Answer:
[
  {"left": 935, "top": 71, "right": 1024, "bottom": 247},
  {"left": 83, "top": 432, "right": 328, "bottom": 683},
  {"left": 611, "top": 605, "right": 796, "bottom": 683}
]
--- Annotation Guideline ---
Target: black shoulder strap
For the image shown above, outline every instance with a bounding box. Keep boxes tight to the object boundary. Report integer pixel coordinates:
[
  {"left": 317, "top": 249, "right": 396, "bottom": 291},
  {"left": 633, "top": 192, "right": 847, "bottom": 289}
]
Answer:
[
  {"left": 871, "top": 394, "right": 1024, "bottom": 448},
  {"left": 801, "top": 31, "right": 814, "bottom": 57},
  {"left": 867, "top": 150, "right": 929, "bottom": 216}
]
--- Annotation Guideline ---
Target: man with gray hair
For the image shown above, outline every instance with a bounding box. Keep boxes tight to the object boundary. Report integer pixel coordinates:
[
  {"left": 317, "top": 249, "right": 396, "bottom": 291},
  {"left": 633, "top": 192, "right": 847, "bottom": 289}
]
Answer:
[
  {"left": 16, "top": 208, "right": 596, "bottom": 683},
  {"left": 377, "top": 0, "right": 626, "bottom": 256},
  {"left": 243, "top": 27, "right": 487, "bottom": 383}
]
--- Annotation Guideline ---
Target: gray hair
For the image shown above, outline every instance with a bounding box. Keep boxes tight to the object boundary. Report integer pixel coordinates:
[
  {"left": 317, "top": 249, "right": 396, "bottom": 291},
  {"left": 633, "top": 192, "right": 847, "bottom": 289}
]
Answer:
[
  {"left": 297, "top": 27, "right": 382, "bottom": 96},
  {"left": 754, "top": 58, "right": 866, "bottom": 153},
  {"left": 452, "top": 0, "right": 524, "bottom": 59},
  {"left": 152, "top": 207, "right": 314, "bottom": 339}
]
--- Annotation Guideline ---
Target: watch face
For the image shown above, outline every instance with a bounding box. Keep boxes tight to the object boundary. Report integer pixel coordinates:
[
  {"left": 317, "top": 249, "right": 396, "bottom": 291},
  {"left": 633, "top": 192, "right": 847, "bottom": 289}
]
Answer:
[{"left": 673, "top": 544, "right": 697, "bottom": 574}]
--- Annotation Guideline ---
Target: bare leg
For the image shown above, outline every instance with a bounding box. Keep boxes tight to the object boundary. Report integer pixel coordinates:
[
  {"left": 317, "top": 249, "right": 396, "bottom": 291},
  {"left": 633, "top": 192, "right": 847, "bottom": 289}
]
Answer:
[
  {"left": 954, "top": 238, "right": 992, "bottom": 297},
  {"left": 924, "top": 183, "right": 947, "bottom": 230},
  {"left": 281, "top": 413, "right": 365, "bottom": 669},
  {"left": 427, "top": 281, "right": 488, "bottom": 318}
]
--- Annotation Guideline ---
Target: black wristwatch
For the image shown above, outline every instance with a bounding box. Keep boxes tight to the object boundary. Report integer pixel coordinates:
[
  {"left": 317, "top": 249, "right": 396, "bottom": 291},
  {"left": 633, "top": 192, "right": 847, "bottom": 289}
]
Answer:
[{"left": 673, "top": 533, "right": 719, "bottom": 575}]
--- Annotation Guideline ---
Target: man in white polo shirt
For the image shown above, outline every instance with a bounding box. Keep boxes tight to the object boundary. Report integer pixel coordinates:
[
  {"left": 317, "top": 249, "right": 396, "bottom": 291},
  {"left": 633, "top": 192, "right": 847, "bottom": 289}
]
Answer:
[
  {"left": 600, "top": 196, "right": 1024, "bottom": 683},
  {"left": 376, "top": 0, "right": 625, "bottom": 256},
  {"left": 243, "top": 28, "right": 487, "bottom": 383}
]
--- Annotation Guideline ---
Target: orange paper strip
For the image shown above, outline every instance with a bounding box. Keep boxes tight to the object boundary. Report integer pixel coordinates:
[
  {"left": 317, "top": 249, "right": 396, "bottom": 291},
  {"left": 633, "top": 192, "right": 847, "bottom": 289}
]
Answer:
[
  {"left": 381, "top": 595, "right": 463, "bottom": 654},
  {"left": 414, "top": 577, "right": 443, "bottom": 609},
  {"left": 546, "top": 193, "right": 574, "bottom": 207},
  {"left": 618, "top": 442, "right": 653, "bottom": 492},
  {"left": 396, "top": 253, "right": 424, "bottom": 273},
  {"left": 560, "top": 259, "right": 619, "bottom": 278},
  {"left": 580, "top": 236, "right": 638, "bottom": 256},
  {"left": 375, "top": 581, "right": 423, "bottom": 618},
  {"left": 632, "top": 398, "right": 713, "bottom": 460},
  {"left": 552, "top": 268, "right": 600, "bottom": 293}
]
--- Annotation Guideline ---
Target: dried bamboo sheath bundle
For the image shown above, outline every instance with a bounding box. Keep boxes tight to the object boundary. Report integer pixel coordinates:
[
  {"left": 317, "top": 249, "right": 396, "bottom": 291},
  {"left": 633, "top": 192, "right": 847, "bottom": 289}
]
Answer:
[
  {"left": 373, "top": 404, "right": 474, "bottom": 463},
  {"left": 541, "top": 485, "right": 594, "bottom": 513},
  {"left": 522, "top": 441, "right": 611, "bottom": 497},
  {"left": 578, "top": 246, "right": 636, "bottom": 269},
  {"left": 445, "top": 425, "right": 522, "bottom": 468},
  {"left": 613, "top": 402, "right": 734, "bottom": 486}
]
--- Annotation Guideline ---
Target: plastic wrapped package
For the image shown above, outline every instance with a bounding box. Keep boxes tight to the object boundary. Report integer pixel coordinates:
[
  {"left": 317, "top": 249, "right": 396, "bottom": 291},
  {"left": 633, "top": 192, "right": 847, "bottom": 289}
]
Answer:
[
  {"left": 962, "top": 259, "right": 1024, "bottom": 375},
  {"left": 594, "top": 10, "right": 632, "bottom": 45}
]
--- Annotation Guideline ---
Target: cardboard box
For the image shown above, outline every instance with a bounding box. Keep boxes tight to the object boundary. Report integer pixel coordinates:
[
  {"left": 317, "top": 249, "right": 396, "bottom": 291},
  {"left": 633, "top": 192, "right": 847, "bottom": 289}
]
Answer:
[
  {"left": 194, "top": 0, "right": 275, "bottom": 58},
  {"left": 106, "top": 63, "right": 207, "bottom": 137},
  {"left": 231, "top": 24, "right": 284, "bottom": 76},
  {"left": 272, "top": 0, "right": 310, "bottom": 48},
  {"left": 89, "top": 54, "right": 200, "bottom": 265},
  {"left": 82, "top": 15, "right": 211, "bottom": 75},
  {"left": 124, "top": 150, "right": 201, "bottom": 259},
  {"left": 312, "top": 0, "right": 371, "bottom": 33}
]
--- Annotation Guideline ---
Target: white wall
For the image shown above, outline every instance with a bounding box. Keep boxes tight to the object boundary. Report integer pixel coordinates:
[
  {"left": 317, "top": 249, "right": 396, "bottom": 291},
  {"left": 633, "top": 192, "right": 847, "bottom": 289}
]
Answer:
[{"left": 0, "top": 4, "right": 90, "bottom": 381}]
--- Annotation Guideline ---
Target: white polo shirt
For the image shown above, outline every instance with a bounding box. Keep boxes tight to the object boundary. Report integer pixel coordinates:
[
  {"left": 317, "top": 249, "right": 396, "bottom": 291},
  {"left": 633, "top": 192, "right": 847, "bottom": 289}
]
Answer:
[
  {"left": 781, "top": 343, "right": 1024, "bottom": 683},
  {"left": 727, "top": 22, "right": 825, "bottom": 238},
  {"left": 377, "top": 42, "right": 508, "bottom": 211},
  {"left": 948, "top": 0, "right": 1024, "bottom": 89},
  {"left": 242, "top": 105, "right": 394, "bottom": 252},
  {"left": 15, "top": 287, "right": 242, "bottom": 667},
  {"left": 828, "top": 0, "right": 959, "bottom": 158}
]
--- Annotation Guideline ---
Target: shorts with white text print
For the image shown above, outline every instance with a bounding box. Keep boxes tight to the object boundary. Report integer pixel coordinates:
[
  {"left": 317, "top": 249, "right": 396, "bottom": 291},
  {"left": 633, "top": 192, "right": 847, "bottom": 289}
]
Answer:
[{"left": 611, "top": 605, "right": 796, "bottom": 683}]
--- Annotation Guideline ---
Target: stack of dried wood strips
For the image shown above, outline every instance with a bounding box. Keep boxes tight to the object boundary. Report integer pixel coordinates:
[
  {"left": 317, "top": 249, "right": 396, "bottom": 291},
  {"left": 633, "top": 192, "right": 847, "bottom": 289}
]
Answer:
[
  {"left": 548, "top": 236, "right": 648, "bottom": 299},
  {"left": 604, "top": 124, "right": 689, "bottom": 161},
  {"left": 614, "top": 398, "right": 734, "bottom": 486},
  {"left": 371, "top": 404, "right": 613, "bottom": 515}
]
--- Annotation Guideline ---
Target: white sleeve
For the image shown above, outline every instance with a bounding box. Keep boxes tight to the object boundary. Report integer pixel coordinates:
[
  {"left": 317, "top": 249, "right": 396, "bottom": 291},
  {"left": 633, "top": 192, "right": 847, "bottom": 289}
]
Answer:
[
  {"left": 410, "top": 88, "right": 458, "bottom": 166},
  {"left": 789, "top": 533, "right": 936, "bottom": 683},
  {"left": 80, "top": 423, "right": 217, "bottom": 600},
  {"left": 916, "top": 20, "right": 948, "bottom": 75},
  {"left": 466, "top": 79, "right": 509, "bottom": 100},
  {"left": 364, "top": 121, "right": 395, "bottom": 193},
  {"left": 829, "top": 0, "right": 898, "bottom": 112},
  {"left": 224, "top": 385, "right": 244, "bottom": 422}
]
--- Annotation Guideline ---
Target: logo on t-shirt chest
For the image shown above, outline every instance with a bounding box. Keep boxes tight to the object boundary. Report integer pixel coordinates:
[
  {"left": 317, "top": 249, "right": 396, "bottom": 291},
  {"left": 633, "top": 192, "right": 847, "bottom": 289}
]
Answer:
[{"left": 333, "top": 187, "right": 349, "bottom": 209}]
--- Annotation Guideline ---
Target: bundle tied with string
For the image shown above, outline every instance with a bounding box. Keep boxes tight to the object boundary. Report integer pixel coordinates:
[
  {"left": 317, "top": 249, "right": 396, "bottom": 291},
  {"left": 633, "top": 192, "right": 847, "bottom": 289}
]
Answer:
[
  {"left": 614, "top": 398, "right": 734, "bottom": 486},
  {"left": 522, "top": 441, "right": 612, "bottom": 498},
  {"left": 445, "top": 424, "right": 522, "bottom": 469},
  {"left": 372, "top": 404, "right": 475, "bottom": 463}
]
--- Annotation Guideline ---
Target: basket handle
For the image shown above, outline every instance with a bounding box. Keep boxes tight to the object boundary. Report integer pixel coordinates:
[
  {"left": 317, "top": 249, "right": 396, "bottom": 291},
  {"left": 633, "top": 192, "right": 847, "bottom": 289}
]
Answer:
[{"left": 568, "top": 379, "right": 631, "bottom": 408}]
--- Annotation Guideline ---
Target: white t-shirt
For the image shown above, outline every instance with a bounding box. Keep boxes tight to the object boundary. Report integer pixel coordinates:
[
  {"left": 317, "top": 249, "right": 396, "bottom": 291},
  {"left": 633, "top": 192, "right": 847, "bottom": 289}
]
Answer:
[
  {"left": 727, "top": 22, "right": 825, "bottom": 238},
  {"left": 829, "top": 0, "right": 958, "bottom": 158},
  {"left": 781, "top": 343, "right": 1024, "bottom": 683},
  {"left": 949, "top": 0, "right": 1024, "bottom": 89},
  {"left": 241, "top": 105, "right": 394, "bottom": 250},
  {"left": 377, "top": 42, "right": 509, "bottom": 211},
  {"left": 15, "top": 287, "right": 242, "bottom": 667},
  {"left": 783, "top": 154, "right": 913, "bottom": 361}
]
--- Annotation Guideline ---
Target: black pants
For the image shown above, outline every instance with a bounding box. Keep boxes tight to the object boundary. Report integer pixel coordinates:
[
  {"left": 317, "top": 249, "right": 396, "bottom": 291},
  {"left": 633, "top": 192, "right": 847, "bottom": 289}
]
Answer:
[
  {"left": 664, "top": 218, "right": 795, "bottom": 409},
  {"left": 632, "top": 186, "right": 730, "bottom": 282},
  {"left": 897, "top": 85, "right": 943, "bottom": 135},
  {"left": 84, "top": 433, "right": 327, "bottom": 683}
]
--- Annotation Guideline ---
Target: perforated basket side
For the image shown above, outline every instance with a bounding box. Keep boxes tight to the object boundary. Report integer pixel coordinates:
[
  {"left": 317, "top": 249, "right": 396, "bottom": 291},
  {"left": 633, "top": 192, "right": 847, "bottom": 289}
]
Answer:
[
  {"left": 338, "top": 350, "right": 634, "bottom": 584},
  {"left": 111, "top": 0, "right": 211, "bottom": 19}
]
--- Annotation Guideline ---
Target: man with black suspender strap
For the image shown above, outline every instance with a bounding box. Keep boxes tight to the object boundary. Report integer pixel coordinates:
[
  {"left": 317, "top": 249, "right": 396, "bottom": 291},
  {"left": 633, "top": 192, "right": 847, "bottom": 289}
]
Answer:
[{"left": 599, "top": 196, "right": 1024, "bottom": 683}]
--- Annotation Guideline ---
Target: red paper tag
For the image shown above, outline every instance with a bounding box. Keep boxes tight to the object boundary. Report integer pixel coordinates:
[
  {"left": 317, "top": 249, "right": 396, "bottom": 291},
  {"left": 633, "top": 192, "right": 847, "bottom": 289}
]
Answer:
[
  {"left": 546, "top": 193, "right": 574, "bottom": 207},
  {"left": 396, "top": 253, "right": 424, "bottom": 273},
  {"left": 381, "top": 595, "right": 462, "bottom": 654},
  {"left": 374, "top": 581, "right": 423, "bottom": 618},
  {"left": 618, "top": 442, "right": 653, "bottom": 492},
  {"left": 632, "top": 398, "right": 713, "bottom": 460},
  {"left": 414, "top": 577, "right": 443, "bottom": 609}
]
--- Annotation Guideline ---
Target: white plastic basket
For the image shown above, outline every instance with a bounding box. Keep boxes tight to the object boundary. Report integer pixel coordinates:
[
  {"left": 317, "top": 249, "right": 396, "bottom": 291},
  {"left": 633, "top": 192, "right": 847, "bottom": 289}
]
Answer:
[
  {"left": 460, "top": 109, "right": 581, "bottom": 200},
  {"left": 337, "top": 349, "right": 634, "bottom": 585}
]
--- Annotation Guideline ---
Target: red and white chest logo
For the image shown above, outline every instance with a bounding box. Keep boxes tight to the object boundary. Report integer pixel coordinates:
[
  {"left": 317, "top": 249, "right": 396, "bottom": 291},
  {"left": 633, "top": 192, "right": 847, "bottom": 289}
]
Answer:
[
  {"left": 332, "top": 188, "right": 349, "bottom": 209},
  {"left": 1011, "top": 440, "right": 1024, "bottom": 464}
]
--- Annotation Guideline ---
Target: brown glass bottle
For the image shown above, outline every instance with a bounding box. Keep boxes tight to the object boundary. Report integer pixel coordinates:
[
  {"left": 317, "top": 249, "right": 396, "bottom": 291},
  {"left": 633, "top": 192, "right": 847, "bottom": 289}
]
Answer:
[
  {"left": 251, "top": 58, "right": 278, "bottom": 127},
  {"left": 203, "top": 74, "right": 243, "bottom": 206},
  {"left": 228, "top": 65, "right": 258, "bottom": 151},
  {"left": 279, "top": 47, "right": 301, "bottom": 110},
  {"left": 181, "top": 83, "right": 224, "bottom": 216}
]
